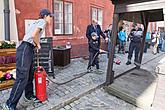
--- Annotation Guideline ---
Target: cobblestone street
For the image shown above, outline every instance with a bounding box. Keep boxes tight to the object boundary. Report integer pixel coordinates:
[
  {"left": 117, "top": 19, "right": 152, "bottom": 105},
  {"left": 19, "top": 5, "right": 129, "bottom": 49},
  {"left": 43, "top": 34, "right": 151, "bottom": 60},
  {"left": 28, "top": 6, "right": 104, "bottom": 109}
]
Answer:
[
  {"left": 58, "top": 50, "right": 165, "bottom": 110},
  {"left": 0, "top": 48, "right": 165, "bottom": 110}
]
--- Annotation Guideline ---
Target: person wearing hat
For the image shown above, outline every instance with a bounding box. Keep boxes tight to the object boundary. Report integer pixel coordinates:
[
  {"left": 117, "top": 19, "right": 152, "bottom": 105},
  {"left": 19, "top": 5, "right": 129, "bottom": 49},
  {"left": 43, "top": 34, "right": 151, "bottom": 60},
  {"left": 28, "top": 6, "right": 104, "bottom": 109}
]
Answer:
[
  {"left": 2, "top": 8, "right": 53, "bottom": 110},
  {"left": 87, "top": 32, "right": 105, "bottom": 72}
]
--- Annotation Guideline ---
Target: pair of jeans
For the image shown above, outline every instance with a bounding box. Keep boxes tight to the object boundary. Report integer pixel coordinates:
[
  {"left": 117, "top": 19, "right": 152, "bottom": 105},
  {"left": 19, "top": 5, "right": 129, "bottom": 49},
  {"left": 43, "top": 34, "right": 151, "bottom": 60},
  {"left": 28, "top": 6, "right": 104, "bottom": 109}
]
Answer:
[
  {"left": 87, "top": 52, "right": 99, "bottom": 69},
  {"left": 161, "top": 39, "right": 165, "bottom": 52},
  {"left": 7, "top": 41, "right": 35, "bottom": 108},
  {"left": 144, "top": 42, "right": 149, "bottom": 53},
  {"left": 118, "top": 40, "right": 126, "bottom": 53}
]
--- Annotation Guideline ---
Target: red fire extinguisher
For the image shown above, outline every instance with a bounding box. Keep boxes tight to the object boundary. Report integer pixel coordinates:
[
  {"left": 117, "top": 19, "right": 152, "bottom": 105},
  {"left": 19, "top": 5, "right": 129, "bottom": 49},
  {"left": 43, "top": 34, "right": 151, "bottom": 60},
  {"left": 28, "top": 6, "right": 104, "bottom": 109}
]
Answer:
[{"left": 34, "top": 49, "right": 47, "bottom": 102}]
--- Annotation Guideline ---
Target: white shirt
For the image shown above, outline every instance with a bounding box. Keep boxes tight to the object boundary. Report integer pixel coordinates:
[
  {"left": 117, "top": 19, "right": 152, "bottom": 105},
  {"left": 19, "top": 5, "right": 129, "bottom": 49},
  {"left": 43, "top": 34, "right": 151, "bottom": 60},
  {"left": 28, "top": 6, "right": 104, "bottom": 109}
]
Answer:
[{"left": 23, "top": 19, "right": 46, "bottom": 46}]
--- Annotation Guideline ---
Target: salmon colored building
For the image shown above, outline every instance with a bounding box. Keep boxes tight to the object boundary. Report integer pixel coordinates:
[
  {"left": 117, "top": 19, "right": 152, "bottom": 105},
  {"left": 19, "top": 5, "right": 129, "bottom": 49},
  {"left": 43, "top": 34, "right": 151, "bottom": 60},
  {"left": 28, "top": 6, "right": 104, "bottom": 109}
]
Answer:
[{"left": 15, "top": 0, "right": 114, "bottom": 58}]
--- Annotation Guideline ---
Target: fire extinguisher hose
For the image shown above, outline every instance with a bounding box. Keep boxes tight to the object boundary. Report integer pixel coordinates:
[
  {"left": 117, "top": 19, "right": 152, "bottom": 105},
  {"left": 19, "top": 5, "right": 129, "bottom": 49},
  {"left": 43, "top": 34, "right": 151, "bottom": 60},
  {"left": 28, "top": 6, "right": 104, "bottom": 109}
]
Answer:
[
  {"left": 46, "top": 51, "right": 108, "bottom": 86},
  {"left": 46, "top": 71, "right": 89, "bottom": 86}
]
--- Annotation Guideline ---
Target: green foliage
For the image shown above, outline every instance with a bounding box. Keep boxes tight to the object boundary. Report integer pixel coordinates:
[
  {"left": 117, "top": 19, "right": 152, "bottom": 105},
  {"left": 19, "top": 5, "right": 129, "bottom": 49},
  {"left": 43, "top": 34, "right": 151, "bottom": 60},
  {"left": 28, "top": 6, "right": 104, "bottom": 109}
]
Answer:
[
  {"left": 0, "top": 77, "right": 6, "bottom": 83},
  {"left": 55, "top": 45, "right": 65, "bottom": 49},
  {"left": 0, "top": 41, "right": 16, "bottom": 49}
]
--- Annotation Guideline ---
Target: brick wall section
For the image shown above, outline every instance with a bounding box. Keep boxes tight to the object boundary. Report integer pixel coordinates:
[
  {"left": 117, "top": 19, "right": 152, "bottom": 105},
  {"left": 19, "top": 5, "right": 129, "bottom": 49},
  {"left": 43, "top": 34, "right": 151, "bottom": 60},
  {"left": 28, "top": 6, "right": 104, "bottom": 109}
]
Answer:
[{"left": 15, "top": 0, "right": 114, "bottom": 58}]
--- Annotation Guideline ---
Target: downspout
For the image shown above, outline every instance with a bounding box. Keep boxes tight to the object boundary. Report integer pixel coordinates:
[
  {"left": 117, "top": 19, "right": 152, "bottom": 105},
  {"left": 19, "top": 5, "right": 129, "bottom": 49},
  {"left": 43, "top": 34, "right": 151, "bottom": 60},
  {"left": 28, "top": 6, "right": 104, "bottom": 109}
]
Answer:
[{"left": 4, "top": 0, "right": 10, "bottom": 40}]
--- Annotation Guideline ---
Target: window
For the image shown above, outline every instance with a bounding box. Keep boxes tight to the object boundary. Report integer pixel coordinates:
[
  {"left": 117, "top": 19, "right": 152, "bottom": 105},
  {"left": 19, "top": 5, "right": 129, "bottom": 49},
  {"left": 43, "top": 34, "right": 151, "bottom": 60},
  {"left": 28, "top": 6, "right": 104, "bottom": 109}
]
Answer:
[
  {"left": 91, "top": 7, "right": 103, "bottom": 28},
  {"left": 54, "top": 0, "right": 73, "bottom": 35}
]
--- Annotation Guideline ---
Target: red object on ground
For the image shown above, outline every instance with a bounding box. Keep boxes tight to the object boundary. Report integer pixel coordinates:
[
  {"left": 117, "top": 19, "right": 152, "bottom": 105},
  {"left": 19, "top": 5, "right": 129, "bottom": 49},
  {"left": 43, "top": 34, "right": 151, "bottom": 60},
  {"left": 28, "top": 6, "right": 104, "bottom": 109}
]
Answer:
[
  {"left": 115, "top": 59, "right": 121, "bottom": 65},
  {"left": 34, "top": 66, "right": 47, "bottom": 102}
]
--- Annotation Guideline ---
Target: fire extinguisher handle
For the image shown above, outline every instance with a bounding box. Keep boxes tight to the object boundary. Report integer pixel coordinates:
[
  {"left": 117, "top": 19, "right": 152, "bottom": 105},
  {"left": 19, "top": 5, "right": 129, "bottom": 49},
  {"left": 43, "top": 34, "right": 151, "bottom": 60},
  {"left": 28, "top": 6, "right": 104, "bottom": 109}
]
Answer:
[
  {"left": 37, "top": 49, "right": 39, "bottom": 67},
  {"left": 37, "top": 49, "right": 39, "bottom": 53}
]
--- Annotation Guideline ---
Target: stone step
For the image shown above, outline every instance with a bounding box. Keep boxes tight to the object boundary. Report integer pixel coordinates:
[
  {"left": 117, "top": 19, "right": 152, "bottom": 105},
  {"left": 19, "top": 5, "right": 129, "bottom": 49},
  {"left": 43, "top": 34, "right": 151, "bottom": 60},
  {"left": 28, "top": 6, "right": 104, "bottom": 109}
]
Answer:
[{"left": 105, "top": 69, "right": 158, "bottom": 110}]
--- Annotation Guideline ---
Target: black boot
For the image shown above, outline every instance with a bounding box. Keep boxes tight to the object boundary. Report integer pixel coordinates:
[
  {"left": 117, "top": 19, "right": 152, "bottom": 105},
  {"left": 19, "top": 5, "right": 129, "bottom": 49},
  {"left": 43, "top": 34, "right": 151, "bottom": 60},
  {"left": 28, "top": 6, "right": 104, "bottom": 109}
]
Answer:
[{"left": 126, "top": 61, "right": 131, "bottom": 65}]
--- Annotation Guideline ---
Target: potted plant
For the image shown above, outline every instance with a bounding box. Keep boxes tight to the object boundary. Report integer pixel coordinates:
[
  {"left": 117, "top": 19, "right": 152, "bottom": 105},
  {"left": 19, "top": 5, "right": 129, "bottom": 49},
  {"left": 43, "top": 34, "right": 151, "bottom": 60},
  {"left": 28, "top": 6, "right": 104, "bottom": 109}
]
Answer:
[{"left": 0, "top": 40, "right": 16, "bottom": 55}]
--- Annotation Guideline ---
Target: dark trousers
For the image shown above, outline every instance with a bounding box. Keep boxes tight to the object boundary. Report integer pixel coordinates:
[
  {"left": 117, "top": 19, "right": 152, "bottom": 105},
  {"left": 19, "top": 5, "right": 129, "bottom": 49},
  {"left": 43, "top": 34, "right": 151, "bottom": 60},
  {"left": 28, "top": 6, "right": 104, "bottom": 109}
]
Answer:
[
  {"left": 87, "top": 52, "right": 99, "bottom": 69},
  {"left": 7, "top": 41, "right": 35, "bottom": 108},
  {"left": 157, "top": 45, "right": 160, "bottom": 53},
  {"left": 128, "top": 41, "right": 141, "bottom": 62},
  {"left": 118, "top": 40, "right": 126, "bottom": 53},
  {"left": 144, "top": 42, "right": 149, "bottom": 53},
  {"left": 107, "top": 39, "right": 111, "bottom": 58}
]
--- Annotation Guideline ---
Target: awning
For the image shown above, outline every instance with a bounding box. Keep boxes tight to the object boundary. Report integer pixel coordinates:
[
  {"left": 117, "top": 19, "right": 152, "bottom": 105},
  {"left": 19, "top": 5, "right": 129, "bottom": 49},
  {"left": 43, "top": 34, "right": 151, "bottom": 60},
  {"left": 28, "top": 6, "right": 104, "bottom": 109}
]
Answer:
[{"left": 111, "top": 0, "right": 165, "bottom": 23}]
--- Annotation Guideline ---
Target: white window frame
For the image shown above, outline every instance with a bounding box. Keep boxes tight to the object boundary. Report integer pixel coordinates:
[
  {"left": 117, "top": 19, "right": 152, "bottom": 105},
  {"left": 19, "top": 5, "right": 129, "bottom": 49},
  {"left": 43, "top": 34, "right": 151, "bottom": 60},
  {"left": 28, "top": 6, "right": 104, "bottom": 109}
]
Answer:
[
  {"left": 54, "top": 0, "right": 73, "bottom": 35},
  {"left": 91, "top": 7, "right": 103, "bottom": 29}
]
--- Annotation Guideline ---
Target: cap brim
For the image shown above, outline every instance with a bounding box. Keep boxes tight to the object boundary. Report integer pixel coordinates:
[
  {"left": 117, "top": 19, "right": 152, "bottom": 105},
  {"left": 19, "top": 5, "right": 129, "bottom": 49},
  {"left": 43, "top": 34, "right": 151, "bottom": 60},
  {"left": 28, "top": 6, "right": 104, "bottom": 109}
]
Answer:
[{"left": 49, "top": 14, "right": 54, "bottom": 17}]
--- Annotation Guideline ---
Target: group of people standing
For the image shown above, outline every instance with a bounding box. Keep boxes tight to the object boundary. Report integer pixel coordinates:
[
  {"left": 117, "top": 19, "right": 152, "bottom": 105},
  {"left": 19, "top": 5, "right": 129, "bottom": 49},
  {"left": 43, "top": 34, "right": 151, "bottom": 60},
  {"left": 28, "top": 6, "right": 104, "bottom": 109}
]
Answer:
[
  {"left": 85, "top": 20, "right": 141, "bottom": 71},
  {"left": 86, "top": 19, "right": 165, "bottom": 71},
  {"left": 145, "top": 30, "right": 165, "bottom": 54},
  {"left": 116, "top": 23, "right": 142, "bottom": 66}
]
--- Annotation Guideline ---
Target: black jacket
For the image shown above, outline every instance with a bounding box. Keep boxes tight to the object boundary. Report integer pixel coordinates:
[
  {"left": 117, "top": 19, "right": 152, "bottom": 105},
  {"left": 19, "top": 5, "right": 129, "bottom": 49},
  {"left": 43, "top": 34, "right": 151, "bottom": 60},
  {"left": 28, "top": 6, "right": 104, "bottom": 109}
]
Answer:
[
  {"left": 86, "top": 24, "right": 106, "bottom": 46},
  {"left": 89, "top": 39, "right": 100, "bottom": 53},
  {"left": 128, "top": 28, "right": 143, "bottom": 42},
  {"left": 104, "top": 29, "right": 112, "bottom": 38}
]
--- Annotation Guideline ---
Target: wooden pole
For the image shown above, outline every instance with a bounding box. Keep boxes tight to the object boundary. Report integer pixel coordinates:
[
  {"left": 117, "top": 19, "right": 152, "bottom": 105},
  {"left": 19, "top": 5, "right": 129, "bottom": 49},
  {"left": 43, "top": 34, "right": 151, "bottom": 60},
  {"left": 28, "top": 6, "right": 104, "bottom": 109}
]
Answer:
[
  {"left": 138, "top": 12, "right": 149, "bottom": 69},
  {"left": 105, "top": 13, "right": 119, "bottom": 85}
]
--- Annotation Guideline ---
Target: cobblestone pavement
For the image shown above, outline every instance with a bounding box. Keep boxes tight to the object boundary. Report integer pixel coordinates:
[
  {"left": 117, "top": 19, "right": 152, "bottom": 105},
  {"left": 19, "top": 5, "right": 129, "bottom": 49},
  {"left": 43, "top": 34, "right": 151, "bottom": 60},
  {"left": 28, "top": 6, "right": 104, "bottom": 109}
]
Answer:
[
  {"left": 58, "top": 51, "right": 165, "bottom": 110},
  {"left": 0, "top": 48, "right": 164, "bottom": 110},
  {"left": 60, "top": 88, "right": 143, "bottom": 110}
]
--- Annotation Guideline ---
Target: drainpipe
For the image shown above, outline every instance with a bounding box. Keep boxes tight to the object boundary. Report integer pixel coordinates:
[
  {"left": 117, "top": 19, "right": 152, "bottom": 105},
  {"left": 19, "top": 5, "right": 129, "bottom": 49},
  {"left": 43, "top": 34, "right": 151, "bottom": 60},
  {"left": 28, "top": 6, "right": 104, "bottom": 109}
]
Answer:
[{"left": 4, "top": 0, "right": 10, "bottom": 40}]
